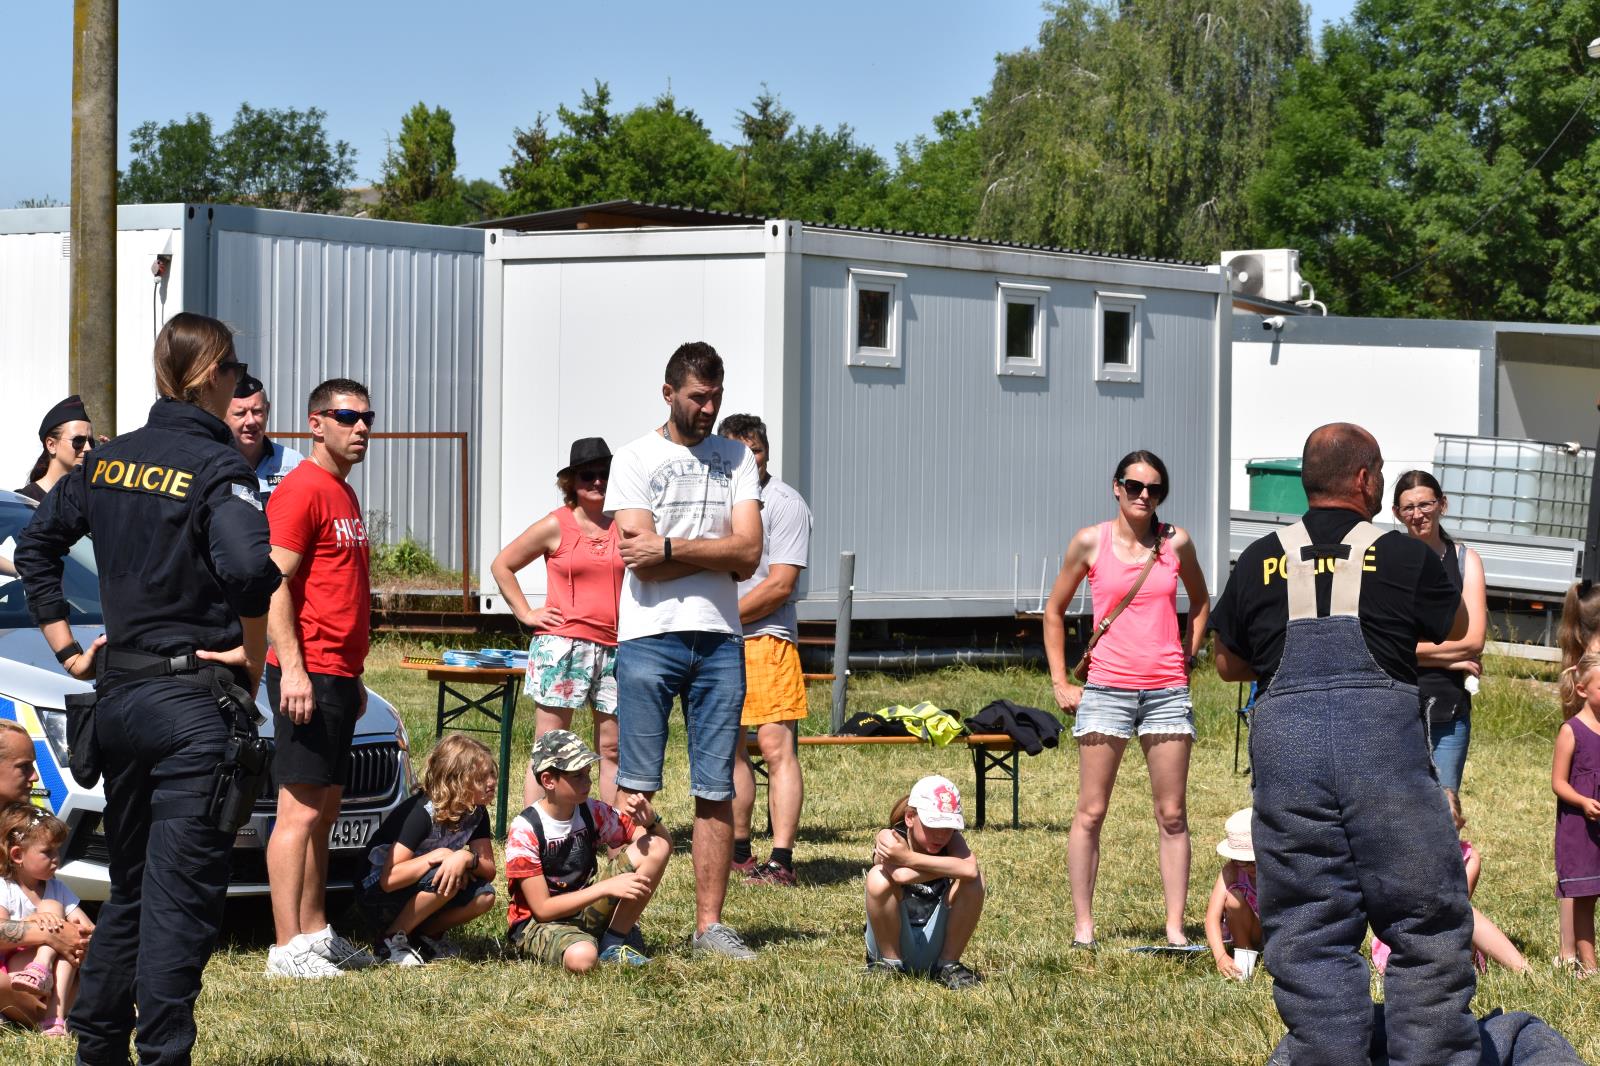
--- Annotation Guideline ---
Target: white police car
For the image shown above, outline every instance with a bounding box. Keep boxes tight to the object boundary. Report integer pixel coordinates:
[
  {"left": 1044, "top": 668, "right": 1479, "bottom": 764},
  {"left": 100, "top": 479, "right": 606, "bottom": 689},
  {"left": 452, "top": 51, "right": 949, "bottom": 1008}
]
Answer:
[{"left": 0, "top": 489, "right": 414, "bottom": 900}]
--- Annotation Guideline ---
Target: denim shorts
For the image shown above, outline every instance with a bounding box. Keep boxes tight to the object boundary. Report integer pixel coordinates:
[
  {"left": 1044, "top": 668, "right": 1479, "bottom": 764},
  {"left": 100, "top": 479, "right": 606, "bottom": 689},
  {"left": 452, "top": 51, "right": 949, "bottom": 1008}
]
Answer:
[
  {"left": 864, "top": 892, "right": 949, "bottom": 976},
  {"left": 358, "top": 865, "right": 495, "bottom": 932},
  {"left": 615, "top": 631, "right": 745, "bottom": 800},
  {"left": 1072, "top": 684, "right": 1195, "bottom": 740}
]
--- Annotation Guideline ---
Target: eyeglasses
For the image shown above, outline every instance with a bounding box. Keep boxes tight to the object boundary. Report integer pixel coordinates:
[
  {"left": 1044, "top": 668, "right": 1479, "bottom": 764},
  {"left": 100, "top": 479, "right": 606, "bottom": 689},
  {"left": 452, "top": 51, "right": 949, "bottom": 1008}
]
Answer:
[
  {"left": 1117, "top": 477, "right": 1166, "bottom": 500},
  {"left": 314, "top": 408, "right": 377, "bottom": 427},
  {"left": 68, "top": 435, "right": 93, "bottom": 452},
  {"left": 574, "top": 466, "right": 610, "bottom": 483},
  {"left": 1399, "top": 500, "right": 1440, "bottom": 517},
  {"left": 217, "top": 360, "right": 248, "bottom": 378}
]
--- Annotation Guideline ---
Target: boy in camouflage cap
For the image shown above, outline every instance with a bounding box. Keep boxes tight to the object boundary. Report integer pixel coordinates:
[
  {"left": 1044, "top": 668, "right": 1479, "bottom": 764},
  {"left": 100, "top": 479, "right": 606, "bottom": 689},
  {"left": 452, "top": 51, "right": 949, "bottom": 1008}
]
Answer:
[{"left": 502, "top": 730, "right": 673, "bottom": 968}]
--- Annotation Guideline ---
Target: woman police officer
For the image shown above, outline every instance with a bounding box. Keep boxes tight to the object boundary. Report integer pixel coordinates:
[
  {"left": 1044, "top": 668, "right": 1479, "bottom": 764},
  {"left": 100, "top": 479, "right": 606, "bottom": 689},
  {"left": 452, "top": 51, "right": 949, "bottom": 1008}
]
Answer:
[{"left": 15, "top": 312, "right": 281, "bottom": 1065}]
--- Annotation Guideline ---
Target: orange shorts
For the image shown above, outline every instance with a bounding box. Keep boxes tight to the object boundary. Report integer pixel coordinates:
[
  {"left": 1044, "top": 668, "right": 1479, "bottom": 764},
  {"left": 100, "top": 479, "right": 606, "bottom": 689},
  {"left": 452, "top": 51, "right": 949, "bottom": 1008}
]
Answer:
[{"left": 741, "top": 635, "right": 808, "bottom": 726}]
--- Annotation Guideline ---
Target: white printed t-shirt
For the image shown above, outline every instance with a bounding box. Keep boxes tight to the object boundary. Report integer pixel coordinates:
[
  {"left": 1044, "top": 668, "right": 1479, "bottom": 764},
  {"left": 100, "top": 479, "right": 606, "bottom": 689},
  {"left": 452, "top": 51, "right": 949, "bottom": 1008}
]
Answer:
[
  {"left": 0, "top": 875, "right": 80, "bottom": 920},
  {"left": 737, "top": 475, "right": 812, "bottom": 643},
  {"left": 604, "top": 430, "right": 760, "bottom": 641}
]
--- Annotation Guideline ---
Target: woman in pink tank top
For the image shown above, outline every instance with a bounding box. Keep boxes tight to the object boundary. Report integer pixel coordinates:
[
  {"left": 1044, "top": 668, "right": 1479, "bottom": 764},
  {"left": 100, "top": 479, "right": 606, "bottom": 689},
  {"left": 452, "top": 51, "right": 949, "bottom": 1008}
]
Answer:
[
  {"left": 490, "top": 437, "right": 625, "bottom": 807},
  {"left": 1042, "top": 450, "right": 1212, "bottom": 947}
]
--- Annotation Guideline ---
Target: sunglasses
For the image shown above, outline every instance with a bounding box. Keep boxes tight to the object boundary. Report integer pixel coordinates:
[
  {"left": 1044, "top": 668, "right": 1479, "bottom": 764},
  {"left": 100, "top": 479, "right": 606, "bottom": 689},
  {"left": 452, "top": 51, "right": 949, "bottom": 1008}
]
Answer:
[
  {"left": 574, "top": 466, "right": 610, "bottom": 483},
  {"left": 1117, "top": 477, "right": 1166, "bottom": 500},
  {"left": 217, "top": 360, "right": 249, "bottom": 378},
  {"left": 314, "top": 408, "right": 377, "bottom": 427},
  {"left": 67, "top": 435, "right": 93, "bottom": 452}
]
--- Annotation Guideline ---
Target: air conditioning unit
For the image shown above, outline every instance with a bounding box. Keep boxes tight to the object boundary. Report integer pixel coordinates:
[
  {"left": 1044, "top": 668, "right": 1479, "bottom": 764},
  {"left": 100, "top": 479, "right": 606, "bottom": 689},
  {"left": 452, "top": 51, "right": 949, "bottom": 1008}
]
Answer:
[{"left": 1222, "top": 249, "right": 1301, "bottom": 303}]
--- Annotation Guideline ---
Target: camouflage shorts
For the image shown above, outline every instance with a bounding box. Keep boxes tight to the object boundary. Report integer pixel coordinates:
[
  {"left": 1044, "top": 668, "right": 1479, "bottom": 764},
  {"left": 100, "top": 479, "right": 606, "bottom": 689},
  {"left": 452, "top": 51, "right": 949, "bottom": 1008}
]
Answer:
[{"left": 511, "top": 854, "right": 633, "bottom": 967}]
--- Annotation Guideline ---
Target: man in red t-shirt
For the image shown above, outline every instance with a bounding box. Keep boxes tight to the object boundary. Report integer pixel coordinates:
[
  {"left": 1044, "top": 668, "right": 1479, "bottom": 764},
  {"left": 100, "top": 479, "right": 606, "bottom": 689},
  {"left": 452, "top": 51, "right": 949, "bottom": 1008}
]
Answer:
[{"left": 263, "top": 377, "right": 376, "bottom": 978}]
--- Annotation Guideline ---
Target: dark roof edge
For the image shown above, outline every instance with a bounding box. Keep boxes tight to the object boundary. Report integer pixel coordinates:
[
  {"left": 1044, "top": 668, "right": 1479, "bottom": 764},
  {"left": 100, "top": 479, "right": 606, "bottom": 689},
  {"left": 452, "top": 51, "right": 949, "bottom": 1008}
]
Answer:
[{"left": 474, "top": 200, "right": 1210, "bottom": 269}]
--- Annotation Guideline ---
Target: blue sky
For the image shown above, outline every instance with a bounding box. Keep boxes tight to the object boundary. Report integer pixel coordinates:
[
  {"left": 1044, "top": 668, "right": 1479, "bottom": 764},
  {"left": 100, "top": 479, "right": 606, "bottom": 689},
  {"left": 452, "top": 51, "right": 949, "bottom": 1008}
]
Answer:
[{"left": 3, "top": 0, "right": 1359, "bottom": 208}]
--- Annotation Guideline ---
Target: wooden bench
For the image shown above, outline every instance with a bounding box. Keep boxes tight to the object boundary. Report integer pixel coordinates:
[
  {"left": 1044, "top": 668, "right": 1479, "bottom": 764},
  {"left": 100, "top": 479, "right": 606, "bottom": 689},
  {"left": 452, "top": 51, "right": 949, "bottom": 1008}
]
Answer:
[{"left": 745, "top": 733, "right": 1023, "bottom": 829}]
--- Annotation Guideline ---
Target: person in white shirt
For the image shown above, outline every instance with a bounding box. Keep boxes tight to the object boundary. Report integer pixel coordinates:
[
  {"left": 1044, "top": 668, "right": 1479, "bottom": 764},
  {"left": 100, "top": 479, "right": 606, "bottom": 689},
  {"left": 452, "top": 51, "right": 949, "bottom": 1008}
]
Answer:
[
  {"left": 720, "top": 414, "right": 812, "bottom": 888},
  {"left": 605, "top": 342, "right": 762, "bottom": 960}
]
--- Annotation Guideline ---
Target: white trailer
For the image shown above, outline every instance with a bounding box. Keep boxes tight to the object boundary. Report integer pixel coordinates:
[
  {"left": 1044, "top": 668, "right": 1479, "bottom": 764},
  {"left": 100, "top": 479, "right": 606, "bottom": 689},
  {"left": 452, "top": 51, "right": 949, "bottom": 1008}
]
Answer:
[
  {"left": 0, "top": 204, "right": 484, "bottom": 568},
  {"left": 478, "top": 204, "right": 1233, "bottom": 622}
]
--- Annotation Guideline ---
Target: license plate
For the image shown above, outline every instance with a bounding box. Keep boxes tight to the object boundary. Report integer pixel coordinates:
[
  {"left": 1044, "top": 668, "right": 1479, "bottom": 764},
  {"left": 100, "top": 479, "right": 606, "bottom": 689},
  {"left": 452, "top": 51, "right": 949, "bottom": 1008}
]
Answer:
[{"left": 328, "top": 815, "right": 378, "bottom": 850}]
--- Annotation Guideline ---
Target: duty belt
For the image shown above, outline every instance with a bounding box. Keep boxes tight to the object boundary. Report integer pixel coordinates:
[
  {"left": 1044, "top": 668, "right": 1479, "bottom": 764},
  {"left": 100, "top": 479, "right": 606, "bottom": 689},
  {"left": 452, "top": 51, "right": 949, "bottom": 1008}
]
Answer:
[{"left": 103, "top": 647, "right": 206, "bottom": 680}]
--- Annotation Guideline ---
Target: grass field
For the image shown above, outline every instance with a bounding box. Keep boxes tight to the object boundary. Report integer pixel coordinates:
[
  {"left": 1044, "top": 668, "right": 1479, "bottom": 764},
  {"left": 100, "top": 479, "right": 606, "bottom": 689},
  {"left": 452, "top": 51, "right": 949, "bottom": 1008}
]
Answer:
[{"left": 5, "top": 642, "right": 1595, "bottom": 1065}]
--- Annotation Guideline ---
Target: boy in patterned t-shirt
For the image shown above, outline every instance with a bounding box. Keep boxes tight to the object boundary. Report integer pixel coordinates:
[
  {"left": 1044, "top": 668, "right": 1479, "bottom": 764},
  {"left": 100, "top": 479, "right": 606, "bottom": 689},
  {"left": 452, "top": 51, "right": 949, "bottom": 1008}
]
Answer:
[{"left": 504, "top": 731, "right": 672, "bottom": 969}]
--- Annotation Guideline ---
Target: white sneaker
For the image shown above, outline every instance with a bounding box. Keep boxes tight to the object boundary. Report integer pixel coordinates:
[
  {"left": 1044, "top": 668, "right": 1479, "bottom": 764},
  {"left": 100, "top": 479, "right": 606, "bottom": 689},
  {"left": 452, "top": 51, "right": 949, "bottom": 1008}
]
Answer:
[
  {"left": 414, "top": 933, "right": 460, "bottom": 960},
  {"left": 383, "top": 932, "right": 426, "bottom": 967},
  {"left": 265, "top": 942, "right": 344, "bottom": 979},
  {"left": 307, "top": 929, "right": 379, "bottom": 971}
]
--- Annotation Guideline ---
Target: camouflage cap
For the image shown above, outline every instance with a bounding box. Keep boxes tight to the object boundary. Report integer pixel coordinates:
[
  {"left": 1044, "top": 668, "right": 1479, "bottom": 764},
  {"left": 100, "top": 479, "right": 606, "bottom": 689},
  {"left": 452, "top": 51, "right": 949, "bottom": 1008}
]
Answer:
[{"left": 529, "top": 729, "right": 599, "bottom": 774}]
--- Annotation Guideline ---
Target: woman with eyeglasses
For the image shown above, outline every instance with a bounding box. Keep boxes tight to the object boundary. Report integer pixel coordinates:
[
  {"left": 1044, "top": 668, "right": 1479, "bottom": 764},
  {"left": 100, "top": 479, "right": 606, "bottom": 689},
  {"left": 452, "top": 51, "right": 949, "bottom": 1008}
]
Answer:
[
  {"left": 1392, "top": 471, "right": 1487, "bottom": 792},
  {"left": 1043, "top": 450, "right": 1211, "bottom": 948},
  {"left": 16, "top": 396, "right": 97, "bottom": 504},
  {"left": 491, "top": 437, "right": 626, "bottom": 809}
]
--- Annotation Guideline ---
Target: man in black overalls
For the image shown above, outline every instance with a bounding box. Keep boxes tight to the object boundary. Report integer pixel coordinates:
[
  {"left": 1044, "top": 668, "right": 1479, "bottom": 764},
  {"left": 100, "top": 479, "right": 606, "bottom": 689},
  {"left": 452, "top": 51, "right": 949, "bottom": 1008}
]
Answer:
[{"left": 1212, "top": 423, "right": 1478, "bottom": 1065}]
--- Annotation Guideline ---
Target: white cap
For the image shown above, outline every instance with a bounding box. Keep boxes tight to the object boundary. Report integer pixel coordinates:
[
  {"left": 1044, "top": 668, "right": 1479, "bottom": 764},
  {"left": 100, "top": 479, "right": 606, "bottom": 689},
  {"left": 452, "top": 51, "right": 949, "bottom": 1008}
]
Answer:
[
  {"left": 1216, "top": 807, "right": 1255, "bottom": 862},
  {"left": 908, "top": 775, "right": 964, "bottom": 830}
]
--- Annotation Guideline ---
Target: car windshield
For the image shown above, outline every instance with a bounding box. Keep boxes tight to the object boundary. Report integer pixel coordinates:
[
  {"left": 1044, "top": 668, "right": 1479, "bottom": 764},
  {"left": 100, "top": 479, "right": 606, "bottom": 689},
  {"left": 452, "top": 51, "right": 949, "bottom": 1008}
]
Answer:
[{"left": 0, "top": 498, "right": 103, "bottom": 627}]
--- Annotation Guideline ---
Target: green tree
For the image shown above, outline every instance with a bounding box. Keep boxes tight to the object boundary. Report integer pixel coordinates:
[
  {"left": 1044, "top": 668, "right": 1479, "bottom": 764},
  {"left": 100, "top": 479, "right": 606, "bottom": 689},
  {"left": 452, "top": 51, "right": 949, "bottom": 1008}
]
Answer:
[
  {"left": 880, "top": 109, "right": 983, "bottom": 236},
  {"left": 502, "top": 83, "right": 730, "bottom": 214},
  {"left": 724, "top": 89, "right": 891, "bottom": 224},
  {"left": 216, "top": 104, "right": 357, "bottom": 212},
  {"left": 1250, "top": 0, "right": 1600, "bottom": 320},
  {"left": 977, "top": 0, "right": 1307, "bottom": 260},
  {"left": 118, "top": 105, "right": 357, "bottom": 212},
  {"left": 118, "top": 113, "right": 224, "bottom": 203},
  {"left": 373, "top": 102, "right": 468, "bottom": 224}
]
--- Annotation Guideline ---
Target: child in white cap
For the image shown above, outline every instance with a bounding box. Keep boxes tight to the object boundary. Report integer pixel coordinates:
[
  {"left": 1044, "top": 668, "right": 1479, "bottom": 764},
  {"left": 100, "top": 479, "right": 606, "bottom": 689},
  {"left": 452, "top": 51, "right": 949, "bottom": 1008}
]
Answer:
[
  {"left": 1204, "top": 807, "right": 1261, "bottom": 978},
  {"left": 864, "top": 774, "right": 985, "bottom": 988}
]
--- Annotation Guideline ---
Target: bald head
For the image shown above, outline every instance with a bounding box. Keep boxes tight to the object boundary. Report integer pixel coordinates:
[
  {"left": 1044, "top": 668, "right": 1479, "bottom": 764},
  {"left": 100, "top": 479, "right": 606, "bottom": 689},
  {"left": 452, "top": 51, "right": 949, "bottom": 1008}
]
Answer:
[
  {"left": 0, "top": 721, "right": 38, "bottom": 805},
  {"left": 1302, "top": 423, "right": 1384, "bottom": 516}
]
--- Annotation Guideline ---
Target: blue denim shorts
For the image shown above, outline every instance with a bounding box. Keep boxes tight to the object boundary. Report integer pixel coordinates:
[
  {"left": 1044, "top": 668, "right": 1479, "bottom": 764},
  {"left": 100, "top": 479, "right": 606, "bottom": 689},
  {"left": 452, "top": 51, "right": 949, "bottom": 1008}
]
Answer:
[
  {"left": 1072, "top": 684, "right": 1195, "bottom": 740},
  {"left": 615, "top": 631, "right": 746, "bottom": 800},
  {"left": 864, "top": 892, "right": 949, "bottom": 976}
]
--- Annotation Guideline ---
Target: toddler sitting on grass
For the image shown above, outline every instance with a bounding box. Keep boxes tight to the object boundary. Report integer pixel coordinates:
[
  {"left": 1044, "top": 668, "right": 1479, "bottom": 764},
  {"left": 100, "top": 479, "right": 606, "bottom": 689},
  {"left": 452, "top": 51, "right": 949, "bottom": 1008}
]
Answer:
[
  {"left": 1204, "top": 807, "right": 1260, "bottom": 979},
  {"left": 0, "top": 803, "right": 94, "bottom": 1036},
  {"left": 864, "top": 774, "right": 984, "bottom": 989},
  {"left": 358, "top": 734, "right": 498, "bottom": 966},
  {"left": 504, "top": 730, "right": 671, "bottom": 970}
]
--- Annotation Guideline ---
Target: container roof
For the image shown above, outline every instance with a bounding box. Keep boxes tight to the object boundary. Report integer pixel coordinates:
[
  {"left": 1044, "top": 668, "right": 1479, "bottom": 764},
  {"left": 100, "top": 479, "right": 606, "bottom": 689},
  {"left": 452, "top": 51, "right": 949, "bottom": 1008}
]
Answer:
[{"left": 474, "top": 200, "right": 1208, "bottom": 268}]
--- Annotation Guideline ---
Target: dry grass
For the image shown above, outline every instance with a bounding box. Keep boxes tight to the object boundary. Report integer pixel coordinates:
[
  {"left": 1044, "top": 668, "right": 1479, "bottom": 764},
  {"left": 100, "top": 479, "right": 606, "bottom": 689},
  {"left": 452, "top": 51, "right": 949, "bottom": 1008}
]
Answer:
[{"left": 3, "top": 642, "right": 1592, "bottom": 1065}]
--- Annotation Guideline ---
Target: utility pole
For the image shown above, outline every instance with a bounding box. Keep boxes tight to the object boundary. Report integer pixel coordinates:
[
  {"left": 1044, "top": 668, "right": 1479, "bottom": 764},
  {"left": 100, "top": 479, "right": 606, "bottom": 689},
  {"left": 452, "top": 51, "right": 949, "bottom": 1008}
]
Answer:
[{"left": 70, "top": 0, "right": 118, "bottom": 435}]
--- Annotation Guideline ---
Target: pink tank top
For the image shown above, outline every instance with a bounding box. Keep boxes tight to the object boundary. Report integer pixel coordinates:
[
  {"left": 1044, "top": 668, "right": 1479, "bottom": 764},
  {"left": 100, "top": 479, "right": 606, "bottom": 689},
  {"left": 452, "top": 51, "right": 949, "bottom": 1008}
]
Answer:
[
  {"left": 538, "top": 507, "right": 624, "bottom": 646},
  {"left": 1085, "top": 521, "right": 1187, "bottom": 689}
]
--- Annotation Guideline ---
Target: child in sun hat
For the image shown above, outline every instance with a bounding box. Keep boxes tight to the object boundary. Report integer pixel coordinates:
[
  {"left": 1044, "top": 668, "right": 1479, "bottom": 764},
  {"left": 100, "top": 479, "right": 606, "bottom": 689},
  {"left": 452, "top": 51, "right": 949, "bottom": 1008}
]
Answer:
[
  {"left": 864, "top": 774, "right": 985, "bottom": 989},
  {"left": 1204, "top": 807, "right": 1261, "bottom": 979}
]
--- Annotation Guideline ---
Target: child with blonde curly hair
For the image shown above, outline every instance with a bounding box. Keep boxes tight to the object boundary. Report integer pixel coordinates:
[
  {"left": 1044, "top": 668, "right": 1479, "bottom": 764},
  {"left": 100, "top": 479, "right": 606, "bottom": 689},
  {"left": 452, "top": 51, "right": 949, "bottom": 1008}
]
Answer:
[
  {"left": 0, "top": 802, "right": 94, "bottom": 1036},
  {"left": 358, "top": 735, "right": 498, "bottom": 966}
]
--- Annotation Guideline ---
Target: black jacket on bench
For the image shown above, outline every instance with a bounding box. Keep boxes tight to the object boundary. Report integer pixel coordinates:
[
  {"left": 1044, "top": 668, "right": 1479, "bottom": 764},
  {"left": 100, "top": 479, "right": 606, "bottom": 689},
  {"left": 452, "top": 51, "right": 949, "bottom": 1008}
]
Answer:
[{"left": 964, "top": 700, "right": 1063, "bottom": 756}]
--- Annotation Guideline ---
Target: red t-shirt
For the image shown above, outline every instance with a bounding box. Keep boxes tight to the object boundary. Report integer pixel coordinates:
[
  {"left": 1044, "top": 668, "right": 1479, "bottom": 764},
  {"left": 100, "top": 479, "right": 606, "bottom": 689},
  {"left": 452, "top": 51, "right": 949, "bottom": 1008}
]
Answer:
[{"left": 265, "top": 460, "right": 370, "bottom": 676}]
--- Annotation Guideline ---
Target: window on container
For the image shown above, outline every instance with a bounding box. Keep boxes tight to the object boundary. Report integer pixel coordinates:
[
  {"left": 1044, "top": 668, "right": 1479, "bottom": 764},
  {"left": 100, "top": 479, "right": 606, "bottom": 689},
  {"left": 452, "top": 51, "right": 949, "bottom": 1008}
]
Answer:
[
  {"left": 1094, "top": 291, "right": 1145, "bottom": 383},
  {"left": 847, "top": 267, "right": 906, "bottom": 369},
  {"left": 995, "top": 281, "right": 1048, "bottom": 377}
]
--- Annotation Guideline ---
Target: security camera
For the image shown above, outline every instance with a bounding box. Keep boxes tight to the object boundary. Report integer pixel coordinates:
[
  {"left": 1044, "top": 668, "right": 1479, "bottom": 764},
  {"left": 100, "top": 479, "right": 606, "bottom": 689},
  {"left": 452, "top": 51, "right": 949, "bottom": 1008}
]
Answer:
[{"left": 1262, "top": 315, "right": 1287, "bottom": 332}]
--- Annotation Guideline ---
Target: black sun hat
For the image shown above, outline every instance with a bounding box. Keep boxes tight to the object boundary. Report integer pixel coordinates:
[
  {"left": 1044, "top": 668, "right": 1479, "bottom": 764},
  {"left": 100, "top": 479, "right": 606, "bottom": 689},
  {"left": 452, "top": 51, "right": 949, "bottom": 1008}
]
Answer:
[{"left": 558, "top": 437, "right": 612, "bottom": 476}]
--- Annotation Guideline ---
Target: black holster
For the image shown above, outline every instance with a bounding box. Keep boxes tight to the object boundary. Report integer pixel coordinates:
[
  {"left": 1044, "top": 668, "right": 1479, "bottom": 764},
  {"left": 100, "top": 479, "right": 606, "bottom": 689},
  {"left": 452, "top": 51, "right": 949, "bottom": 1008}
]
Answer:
[
  {"left": 202, "top": 665, "right": 272, "bottom": 834},
  {"left": 63, "top": 689, "right": 102, "bottom": 788}
]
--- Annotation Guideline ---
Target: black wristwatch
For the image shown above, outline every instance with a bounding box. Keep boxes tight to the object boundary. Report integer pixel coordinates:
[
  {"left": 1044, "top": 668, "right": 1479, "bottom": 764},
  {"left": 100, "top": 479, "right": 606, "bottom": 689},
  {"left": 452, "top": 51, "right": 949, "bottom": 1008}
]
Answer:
[
  {"left": 663, "top": 537, "right": 673, "bottom": 562},
  {"left": 55, "top": 642, "right": 83, "bottom": 664}
]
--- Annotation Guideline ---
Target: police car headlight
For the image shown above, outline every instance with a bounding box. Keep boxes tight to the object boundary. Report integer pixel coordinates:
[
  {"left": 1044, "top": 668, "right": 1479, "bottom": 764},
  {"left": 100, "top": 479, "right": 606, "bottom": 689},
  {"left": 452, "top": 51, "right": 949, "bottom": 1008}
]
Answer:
[{"left": 36, "top": 707, "right": 71, "bottom": 766}]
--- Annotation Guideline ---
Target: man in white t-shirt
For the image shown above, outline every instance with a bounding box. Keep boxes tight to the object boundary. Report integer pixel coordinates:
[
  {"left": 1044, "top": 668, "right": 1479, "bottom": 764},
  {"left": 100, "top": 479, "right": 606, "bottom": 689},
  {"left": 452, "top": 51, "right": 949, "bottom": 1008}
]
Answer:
[
  {"left": 605, "top": 342, "right": 763, "bottom": 960},
  {"left": 720, "top": 414, "right": 812, "bottom": 889}
]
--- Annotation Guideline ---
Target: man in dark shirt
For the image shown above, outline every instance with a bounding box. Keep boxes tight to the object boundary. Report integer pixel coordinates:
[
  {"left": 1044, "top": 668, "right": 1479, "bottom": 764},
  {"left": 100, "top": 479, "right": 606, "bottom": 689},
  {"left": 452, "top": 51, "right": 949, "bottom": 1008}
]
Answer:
[{"left": 1212, "top": 423, "right": 1479, "bottom": 1066}]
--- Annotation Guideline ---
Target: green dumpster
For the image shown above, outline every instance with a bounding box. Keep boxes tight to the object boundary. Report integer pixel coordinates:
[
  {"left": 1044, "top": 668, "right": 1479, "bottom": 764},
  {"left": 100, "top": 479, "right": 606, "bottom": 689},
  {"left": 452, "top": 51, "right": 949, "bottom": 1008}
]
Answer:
[{"left": 1246, "top": 457, "right": 1308, "bottom": 514}]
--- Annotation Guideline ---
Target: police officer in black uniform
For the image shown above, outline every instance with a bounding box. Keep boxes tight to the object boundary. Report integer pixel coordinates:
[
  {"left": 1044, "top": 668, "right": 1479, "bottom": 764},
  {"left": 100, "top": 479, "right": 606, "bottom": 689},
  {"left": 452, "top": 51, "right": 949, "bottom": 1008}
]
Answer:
[{"left": 16, "top": 312, "right": 281, "bottom": 1066}]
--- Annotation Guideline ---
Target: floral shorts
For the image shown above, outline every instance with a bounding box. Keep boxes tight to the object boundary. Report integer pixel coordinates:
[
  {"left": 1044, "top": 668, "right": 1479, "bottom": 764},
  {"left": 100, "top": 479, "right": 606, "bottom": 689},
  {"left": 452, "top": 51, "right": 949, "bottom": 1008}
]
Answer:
[{"left": 527, "top": 634, "right": 618, "bottom": 714}]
